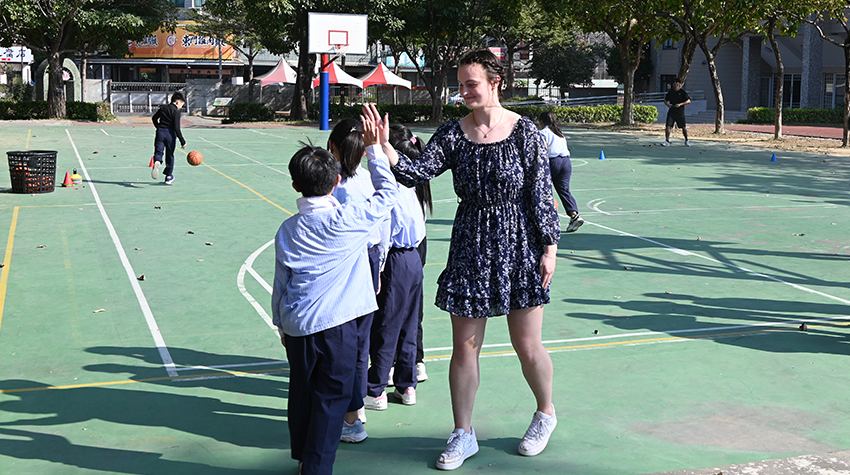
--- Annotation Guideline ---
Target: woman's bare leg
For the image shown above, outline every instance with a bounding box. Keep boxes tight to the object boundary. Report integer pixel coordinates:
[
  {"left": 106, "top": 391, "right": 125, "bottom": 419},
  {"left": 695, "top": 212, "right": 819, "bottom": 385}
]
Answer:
[
  {"left": 507, "top": 306, "right": 554, "bottom": 415},
  {"left": 449, "top": 315, "right": 487, "bottom": 432}
]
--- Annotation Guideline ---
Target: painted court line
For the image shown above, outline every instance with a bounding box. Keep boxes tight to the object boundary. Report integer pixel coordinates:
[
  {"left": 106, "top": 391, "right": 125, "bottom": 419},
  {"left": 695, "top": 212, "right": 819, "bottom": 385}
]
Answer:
[
  {"left": 199, "top": 136, "right": 290, "bottom": 176},
  {"left": 0, "top": 207, "right": 19, "bottom": 333},
  {"left": 65, "top": 129, "right": 178, "bottom": 377},
  {"left": 238, "top": 239, "right": 276, "bottom": 330},
  {"left": 588, "top": 220, "right": 850, "bottom": 306}
]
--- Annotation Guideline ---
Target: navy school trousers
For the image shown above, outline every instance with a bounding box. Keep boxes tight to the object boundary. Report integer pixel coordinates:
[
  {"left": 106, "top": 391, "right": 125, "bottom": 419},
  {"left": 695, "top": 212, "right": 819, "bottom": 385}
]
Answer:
[
  {"left": 367, "top": 246, "right": 424, "bottom": 395},
  {"left": 549, "top": 155, "right": 578, "bottom": 215},
  {"left": 285, "top": 318, "right": 358, "bottom": 475},
  {"left": 346, "top": 245, "right": 381, "bottom": 412}
]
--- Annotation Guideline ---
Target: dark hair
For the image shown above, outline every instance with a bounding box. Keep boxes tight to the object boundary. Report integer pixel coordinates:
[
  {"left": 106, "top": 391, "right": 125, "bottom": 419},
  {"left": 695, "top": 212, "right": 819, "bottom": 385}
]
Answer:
[
  {"left": 328, "top": 118, "right": 365, "bottom": 179},
  {"left": 538, "top": 111, "right": 564, "bottom": 138},
  {"left": 390, "top": 124, "right": 433, "bottom": 216},
  {"left": 673, "top": 77, "right": 682, "bottom": 83},
  {"left": 288, "top": 141, "right": 339, "bottom": 197},
  {"left": 458, "top": 48, "right": 505, "bottom": 97},
  {"left": 170, "top": 92, "right": 185, "bottom": 103}
]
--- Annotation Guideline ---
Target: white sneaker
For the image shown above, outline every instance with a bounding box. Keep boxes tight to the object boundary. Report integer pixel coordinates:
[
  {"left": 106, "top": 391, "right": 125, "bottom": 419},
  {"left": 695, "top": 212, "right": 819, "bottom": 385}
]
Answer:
[
  {"left": 566, "top": 214, "right": 585, "bottom": 233},
  {"left": 685, "top": 140, "right": 691, "bottom": 147},
  {"left": 436, "top": 427, "right": 479, "bottom": 470},
  {"left": 340, "top": 420, "right": 368, "bottom": 443},
  {"left": 357, "top": 406, "right": 367, "bottom": 424},
  {"left": 661, "top": 141, "right": 670, "bottom": 147},
  {"left": 364, "top": 391, "right": 387, "bottom": 411},
  {"left": 518, "top": 410, "right": 557, "bottom": 456},
  {"left": 417, "top": 362, "right": 428, "bottom": 382},
  {"left": 151, "top": 160, "right": 161, "bottom": 179},
  {"left": 393, "top": 386, "right": 416, "bottom": 405}
]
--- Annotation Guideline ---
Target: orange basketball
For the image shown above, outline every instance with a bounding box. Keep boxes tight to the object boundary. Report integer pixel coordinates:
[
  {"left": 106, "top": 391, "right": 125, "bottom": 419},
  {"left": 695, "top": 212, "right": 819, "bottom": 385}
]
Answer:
[{"left": 187, "top": 150, "right": 203, "bottom": 166}]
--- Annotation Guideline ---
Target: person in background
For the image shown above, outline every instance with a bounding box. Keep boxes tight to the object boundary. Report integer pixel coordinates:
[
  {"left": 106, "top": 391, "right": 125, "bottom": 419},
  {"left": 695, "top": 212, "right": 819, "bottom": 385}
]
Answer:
[
  {"left": 538, "top": 111, "right": 583, "bottom": 233},
  {"left": 151, "top": 92, "right": 186, "bottom": 185},
  {"left": 662, "top": 78, "right": 691, "bottom": 147}
]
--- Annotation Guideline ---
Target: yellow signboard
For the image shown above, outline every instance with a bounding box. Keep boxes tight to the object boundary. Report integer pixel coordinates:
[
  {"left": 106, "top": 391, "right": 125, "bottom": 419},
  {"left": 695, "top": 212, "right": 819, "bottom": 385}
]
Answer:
[{"left": 128, "top": 25, "right": 234, "bottom": 60}]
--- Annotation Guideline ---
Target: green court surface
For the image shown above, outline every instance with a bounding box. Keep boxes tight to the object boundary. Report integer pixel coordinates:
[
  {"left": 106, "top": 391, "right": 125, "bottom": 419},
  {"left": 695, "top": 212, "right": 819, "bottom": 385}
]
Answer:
[{"left": 0, "top": 120, "right": 848, "bottom": 475}]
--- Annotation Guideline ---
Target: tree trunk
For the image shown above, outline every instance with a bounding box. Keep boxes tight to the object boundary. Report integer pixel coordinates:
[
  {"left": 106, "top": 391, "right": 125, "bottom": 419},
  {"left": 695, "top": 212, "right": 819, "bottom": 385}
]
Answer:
[
  {"left": 431, "top": 67, "right": 446, "bottom": 123},
  {"left": 248, "top": 56, "right": 255, "bottom": 103},
  {"left": 81, "top": 55, "right": 87, "bottom": 104},
  {"left": 699, "top": 42, "right": 725, "bottom": 134},
  {"left": 677, "top": 36, "right": 696, "bottom": 83},
  {"left": 505, "top": 43, "right": 516, "bottom": 98},
  {"left": 767, "top": 27, "right": 783, "bottom": 140},
  {"left": 47, "top": 53, "right": 66, "bottom": 119},
  {"left": 844, "top": 43, "right": 850, "bottom": 147},
  {"left": 619, "top": 46, "right": 637, "bottom": 125},
  {"left": 291, "top": 14, "right": 312, "bottom": 121}
]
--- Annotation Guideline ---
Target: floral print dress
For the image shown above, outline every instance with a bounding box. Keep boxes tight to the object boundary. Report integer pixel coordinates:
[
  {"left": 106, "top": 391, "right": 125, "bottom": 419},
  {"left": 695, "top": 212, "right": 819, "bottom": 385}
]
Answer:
[{"left": 391, "top": 116, "right": 561, "bottom": 318}]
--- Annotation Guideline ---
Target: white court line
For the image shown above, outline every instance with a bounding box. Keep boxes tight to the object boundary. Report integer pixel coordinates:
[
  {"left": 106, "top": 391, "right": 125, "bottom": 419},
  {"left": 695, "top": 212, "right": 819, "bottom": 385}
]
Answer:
[
  {"left": 238, "top": 239, "right": 276, "bottom": 329},
  {"left": 100, "top": 129, "right": 109, "bottom": 136},
  {"left": 588, "top": 220, "right": 850, "bottom": 306},
  {"left": 174, "top": 360, "right": 287, "bottom": 372},
  {"left": 588, "top": 198, "right": 611, "bottom": 215},
  {"left": 65, "top": 130, "right": 178, "bottom": 377},
  {"left": 199, "top": 137, "right": 290, "bottom": 176}
]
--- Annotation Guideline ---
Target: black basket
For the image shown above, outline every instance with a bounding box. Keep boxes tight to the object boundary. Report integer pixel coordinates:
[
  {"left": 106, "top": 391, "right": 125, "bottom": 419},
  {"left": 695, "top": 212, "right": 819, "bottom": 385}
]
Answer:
[{"left": 7, "top": 150, "right": 58, "bottom": 194}]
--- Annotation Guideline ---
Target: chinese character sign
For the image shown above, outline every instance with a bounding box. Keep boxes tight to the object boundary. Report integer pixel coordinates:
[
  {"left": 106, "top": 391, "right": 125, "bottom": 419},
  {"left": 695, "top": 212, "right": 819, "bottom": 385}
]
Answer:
[
  {"left": 0, "top": 47, "right": 34, "bottom": 63},
  {"left": 127, "top": 25, "right": 233, "bottom": 60}
]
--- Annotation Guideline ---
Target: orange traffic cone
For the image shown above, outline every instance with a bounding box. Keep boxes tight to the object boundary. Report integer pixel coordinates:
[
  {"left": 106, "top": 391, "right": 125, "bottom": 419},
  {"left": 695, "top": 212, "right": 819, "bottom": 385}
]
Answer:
[
  {"left": 62, "top": 171, "right": 74, "bottom": 187},
  {"left": 149, "top": 156, "right": 155, "bottom": 167}
]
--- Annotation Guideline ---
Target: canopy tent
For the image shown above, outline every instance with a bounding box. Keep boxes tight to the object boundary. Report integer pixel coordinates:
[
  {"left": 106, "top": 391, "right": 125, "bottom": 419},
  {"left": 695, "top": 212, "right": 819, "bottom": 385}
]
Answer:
[
  {"left": 256, "top": 59, "right": 297, "bottom": 87},
  {"left": 358, "top": 63, "right": 411, "bottom": 89},
  {"left": 311, "top": 61, "right": 363, "bottom": 89}
]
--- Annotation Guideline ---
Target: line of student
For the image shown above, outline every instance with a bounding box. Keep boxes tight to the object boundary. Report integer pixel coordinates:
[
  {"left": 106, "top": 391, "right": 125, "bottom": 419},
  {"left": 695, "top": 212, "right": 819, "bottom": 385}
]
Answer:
[{"left": 273, "top": 48, "right": 569, "bottom": 475}]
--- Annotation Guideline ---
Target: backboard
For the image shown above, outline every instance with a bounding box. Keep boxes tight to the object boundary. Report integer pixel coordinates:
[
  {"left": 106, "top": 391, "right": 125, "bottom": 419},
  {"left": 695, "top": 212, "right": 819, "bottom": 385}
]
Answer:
[{"left": 308, "top": 12, "right": 368, "bottom": 55}]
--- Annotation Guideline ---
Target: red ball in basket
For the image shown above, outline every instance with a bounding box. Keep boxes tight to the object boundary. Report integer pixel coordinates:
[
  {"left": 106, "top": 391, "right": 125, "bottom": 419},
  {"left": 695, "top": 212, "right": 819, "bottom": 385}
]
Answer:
[{"left": 187, "top": 150, "right": 203, "bottom": 166}]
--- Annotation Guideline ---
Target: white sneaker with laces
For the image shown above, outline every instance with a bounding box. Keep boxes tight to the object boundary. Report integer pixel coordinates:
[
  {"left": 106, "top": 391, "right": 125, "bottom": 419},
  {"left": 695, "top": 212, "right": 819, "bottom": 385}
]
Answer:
[
  {"left": 393, "top": 386, "right": 416, "bottom": 405},
  {"left": 566, "top": 214, "right": 585, "bottom": 233},
  {"left": 436, "top": 427, "right": 478, "bottom": 470},
  {"left": 417, "top": 362, "right": 428, "bottom": 382},
  {"left": 661, "top": 141, "right": 670, "bottom": 147},
  {"left": 518, "top": 409, "right": 557, "bottom": 456},
  {"left": 363, "top": 390, "right": 387, "bottom": 411},
  {"left": 151, "top": 160, "right": 161, "bottom": 179},
  {"left": 685, "top": 140, "right": 691, "bottom": 147}
]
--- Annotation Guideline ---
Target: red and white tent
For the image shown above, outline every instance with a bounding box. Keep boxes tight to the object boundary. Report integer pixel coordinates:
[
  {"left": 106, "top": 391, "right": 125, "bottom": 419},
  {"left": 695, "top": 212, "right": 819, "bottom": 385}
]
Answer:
[
  {"left": 359, "top": 63, "right": 412, "bottom": 89},
  {"left": 256, "top": 59, "right": 297, "bottom": 87},
  {"left": 311, "top": 61, "right": 363, "bottom": 89}
]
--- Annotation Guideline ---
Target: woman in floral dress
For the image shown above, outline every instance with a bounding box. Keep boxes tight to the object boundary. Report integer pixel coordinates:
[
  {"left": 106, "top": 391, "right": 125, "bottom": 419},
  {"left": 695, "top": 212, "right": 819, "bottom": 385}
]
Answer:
[{"left": 362, "top": 48, "right": 561, "bottom": 470}]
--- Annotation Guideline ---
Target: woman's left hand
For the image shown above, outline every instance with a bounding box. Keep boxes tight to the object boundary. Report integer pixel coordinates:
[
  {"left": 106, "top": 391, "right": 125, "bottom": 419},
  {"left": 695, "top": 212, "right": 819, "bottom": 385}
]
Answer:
[{"left": 539, "top": 246, "right": 557, "bottom": 288}]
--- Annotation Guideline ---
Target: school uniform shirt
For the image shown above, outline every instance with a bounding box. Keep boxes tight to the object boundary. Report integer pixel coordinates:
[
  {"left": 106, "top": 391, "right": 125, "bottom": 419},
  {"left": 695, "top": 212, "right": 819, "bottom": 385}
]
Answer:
[
  {"left": 539, "top": 127, "right": 569, "bottom": 158},
  {"left": 272, "top": 145, "right": 398, "bottom": 337},
  {"left": 333, "top": 166, "right": 390, "bottom": 260},
  {"left": 389, "top": 185, "right": 426, "bottom": 249}
]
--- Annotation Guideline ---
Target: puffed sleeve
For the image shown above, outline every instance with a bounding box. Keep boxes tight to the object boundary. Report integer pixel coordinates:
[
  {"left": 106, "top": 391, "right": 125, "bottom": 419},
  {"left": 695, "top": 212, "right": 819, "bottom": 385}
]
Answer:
[
  {"left": 392, "top": 122, "right": 455, "bottom": 188},
  {"left": 520, "top": 118, "right": 561, "bottom": 246}
]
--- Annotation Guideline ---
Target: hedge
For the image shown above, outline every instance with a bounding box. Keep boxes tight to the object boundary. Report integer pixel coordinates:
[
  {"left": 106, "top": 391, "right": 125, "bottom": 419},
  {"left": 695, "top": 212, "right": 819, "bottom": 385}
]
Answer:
[
  {"left": 0, "top": 100, "right": 114, "bottom": 121},
  {"left": 746, "top": 107, "right": 843, "bottom": 124},
  {"left": 227, "top": 102, "right": 275, "bottom": 122},
  {"left": 308, "top": 102, "right": 658, "bottom": 124}
]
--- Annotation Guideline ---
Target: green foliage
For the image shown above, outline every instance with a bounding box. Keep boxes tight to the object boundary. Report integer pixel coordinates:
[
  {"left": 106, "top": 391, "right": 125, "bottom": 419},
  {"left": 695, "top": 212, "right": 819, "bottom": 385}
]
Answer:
[
  {"left": 228, "top": 102, "right": 274, "bottom": 122},
  {"left": 9, "top": 75, "right": 34, "bottom": 102},
  {"left": 0, "top": 100, "right": 47, "bottom": 119},
  {"left": 503, "top": 95, "right": 543, "bottom": 103},
  {"left": 65, "top": 101, "right": 98, "bottom": 121},
  {"left": 607, "top": 42, "right": 654, "bottom": 85},
  {"left": 508, "top": 104, "right": 658, "bottom": 124},
  {"left": 528, "top": 33, "right": 602, "bottom": 91},
  {"left": 96, "top": 102, "right": 116, "bottom": 122},
  {"left": 746, "top": 107, "right": 843, "bottom": 124}
]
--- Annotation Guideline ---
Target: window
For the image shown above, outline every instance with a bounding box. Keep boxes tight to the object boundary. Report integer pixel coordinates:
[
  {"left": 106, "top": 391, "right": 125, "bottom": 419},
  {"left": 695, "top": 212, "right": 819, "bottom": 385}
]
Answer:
[
  {"left": 824, "top": 73, "right": 845, "bottom": 109},
  {"left": 194, "top": 0, "right": 205, "bottom": 6},
  {"left": 662, "top": 39, "right": 676, "bottom": 50},
  {"left": 781, "top": 73, "right": 801, "bottom": 109}
]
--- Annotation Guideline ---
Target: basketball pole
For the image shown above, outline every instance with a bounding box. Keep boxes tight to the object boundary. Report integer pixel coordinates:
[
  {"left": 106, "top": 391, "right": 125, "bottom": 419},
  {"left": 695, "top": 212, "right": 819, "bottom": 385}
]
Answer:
[{"left": 320, "top": 53, "right": 330, "bottom": 131}]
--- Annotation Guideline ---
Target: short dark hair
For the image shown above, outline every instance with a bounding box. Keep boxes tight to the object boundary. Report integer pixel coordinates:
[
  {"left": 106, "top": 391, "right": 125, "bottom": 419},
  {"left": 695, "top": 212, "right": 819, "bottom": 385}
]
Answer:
[
  {"left": 171, "top": 92, "right": 185, "bottom": 103},
  {"left": 288, "top": 141, "right": 339, "bottom": 197},
  {"left": 673, "top": 78, "right": 682, "bottom": 84},
  {"left": 458, "top": 48, "right": 505, "bottom": 97}
]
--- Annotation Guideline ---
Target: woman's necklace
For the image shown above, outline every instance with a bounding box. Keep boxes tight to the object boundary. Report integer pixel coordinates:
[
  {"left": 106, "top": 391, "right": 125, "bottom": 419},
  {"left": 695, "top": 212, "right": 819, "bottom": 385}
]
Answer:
[{"left": 473, "top": 108, "right": 504, "bottom": 138}]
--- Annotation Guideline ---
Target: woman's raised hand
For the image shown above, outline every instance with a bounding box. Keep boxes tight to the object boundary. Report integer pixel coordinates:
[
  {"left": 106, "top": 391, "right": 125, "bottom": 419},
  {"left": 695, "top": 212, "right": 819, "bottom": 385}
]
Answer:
[{"left": 361, "top": 103, "right": 390, "bottom": 145}]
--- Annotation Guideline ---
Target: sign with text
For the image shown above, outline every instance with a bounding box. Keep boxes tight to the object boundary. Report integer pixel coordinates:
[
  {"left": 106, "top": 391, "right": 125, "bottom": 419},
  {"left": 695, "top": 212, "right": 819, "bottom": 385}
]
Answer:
[
  {"left": 127, "top": 25, "right": 234, "bottom": 60},
  {"left": 0, "top": 47, "right": 33, "bottom": 63}
]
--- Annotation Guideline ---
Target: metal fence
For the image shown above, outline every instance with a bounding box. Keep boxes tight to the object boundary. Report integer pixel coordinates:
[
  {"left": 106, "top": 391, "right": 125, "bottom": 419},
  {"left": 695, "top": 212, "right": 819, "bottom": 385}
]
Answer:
[
  {"left": 109, "top": 82, "right": 187, "bottom": 114},
  {"left": 506, "top": 90, "right": 706, "bottom": 107}
]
